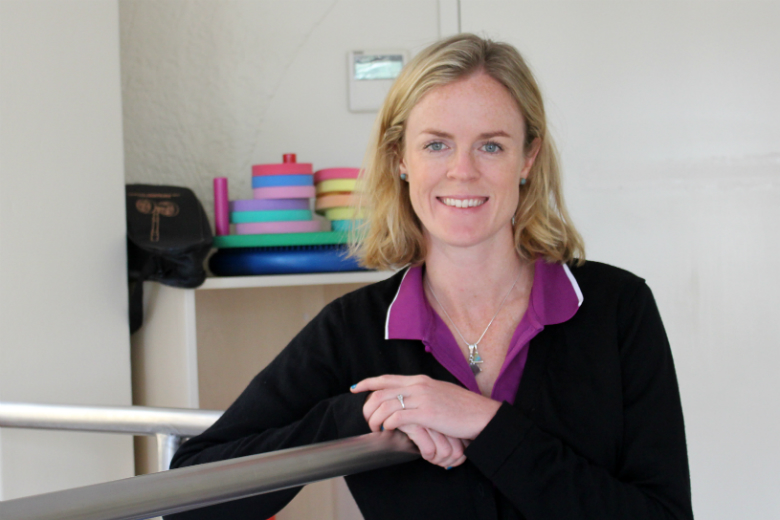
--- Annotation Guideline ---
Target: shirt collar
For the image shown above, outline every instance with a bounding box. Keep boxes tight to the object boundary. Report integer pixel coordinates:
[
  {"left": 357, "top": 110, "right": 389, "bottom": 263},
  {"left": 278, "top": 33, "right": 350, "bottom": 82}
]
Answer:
[{"left": 385, "top": 258, "right": 583, "bottom": 341}]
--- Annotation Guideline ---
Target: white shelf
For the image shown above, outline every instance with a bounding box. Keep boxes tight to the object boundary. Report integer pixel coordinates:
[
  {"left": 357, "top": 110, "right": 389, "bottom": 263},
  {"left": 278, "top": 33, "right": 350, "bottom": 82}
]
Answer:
[{"left": 198, "top": 270, "right": 396, "bottom": 290}]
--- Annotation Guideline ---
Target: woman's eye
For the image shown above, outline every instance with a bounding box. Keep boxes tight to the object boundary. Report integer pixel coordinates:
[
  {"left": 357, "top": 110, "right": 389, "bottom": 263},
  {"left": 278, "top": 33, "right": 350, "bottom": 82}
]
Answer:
[
  {"left": 425, "top": 141, "right": 446, "bottom": 152},
  {"left": 482, "top": 142, "right": 502, "bottom": 153}
]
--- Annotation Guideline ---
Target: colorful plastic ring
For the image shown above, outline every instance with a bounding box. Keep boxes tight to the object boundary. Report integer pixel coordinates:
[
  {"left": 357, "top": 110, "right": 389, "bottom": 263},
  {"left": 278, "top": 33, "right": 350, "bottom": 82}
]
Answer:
[
  {"left": 251, "top": 174, "right": 313, "bottom": 188},
  {"left": 316, "top": 179, "right": 357, "bottom": 195},
  {"left": 324, "top": 207, "right": 362, "bottom": 220},
  {"left": 230, "top": 199, "right": 309, "bottom": 212},
  {"left": 314, "top": 168, "right": 360, "bottom": 183},
  {"left": 331, "top": 219, "right": 362, "bottom": 232},
  {"left": 235, "top": 220, "right": 322, "bottom": 235},
  {"left": 231, "top": 209, "right": 312, "bottom": 224},
  {"left": 253, "top": 186, "right": 316, "bottom": 200},
  {"left": 252, "top": 163, "right": 313, "bottom": 176},
  {"left": 213, "top": 231, "right": 348, "bottom": 248},
  {"left": 315, "top": 193, "right": 354, "bottom": 213}
]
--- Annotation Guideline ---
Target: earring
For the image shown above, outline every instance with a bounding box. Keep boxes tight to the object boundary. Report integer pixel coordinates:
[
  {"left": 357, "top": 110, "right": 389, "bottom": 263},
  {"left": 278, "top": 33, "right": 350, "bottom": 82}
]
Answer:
[
  {"left": 520, "top": 178, "right": 527, "bottom": 186},
  {"left": 512, "top": 215, "right": 516, "bottom": 226},
  {"left": 400, "top": 173, "right": 408, "bottom": 181}
]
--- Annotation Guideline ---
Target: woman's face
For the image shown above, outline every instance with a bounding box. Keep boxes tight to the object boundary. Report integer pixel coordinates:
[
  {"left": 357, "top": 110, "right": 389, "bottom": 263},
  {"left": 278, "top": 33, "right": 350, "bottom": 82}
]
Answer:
[{"left": 400, "top": 72, "right": 539, "bottom": 253}]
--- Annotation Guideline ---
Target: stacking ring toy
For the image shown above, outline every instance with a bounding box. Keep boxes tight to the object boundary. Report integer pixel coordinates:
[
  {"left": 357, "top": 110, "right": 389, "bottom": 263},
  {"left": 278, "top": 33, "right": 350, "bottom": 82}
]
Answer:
[
  {"left": 252, "top": 163, "right": 313, "bottom": 176},
  {"left": 314, "top": 168, "right": 360, "bottom": 183},
  {"left": 231, "top": 209, "right": 312, "bottom": 224},
  {"left": 315, "top": 179, "right": 357, "bottom": 195},
  {"left": 253, "top": 186, "right": 316, "bottom": 200},
  {"left": 235, "top": 220, "right": 322, "bottom": 235},
  {"left": 251, "top": 174, "right": 313, "bottom": 188},
  {"left": 315, "top": 193, "right": 354, "bottom": 213},
  {"left": 324, "top": 207, "right": 362, "bottom": 221},
  {"left": 231, "top": 198, "right": 309, "bottom": 212}
]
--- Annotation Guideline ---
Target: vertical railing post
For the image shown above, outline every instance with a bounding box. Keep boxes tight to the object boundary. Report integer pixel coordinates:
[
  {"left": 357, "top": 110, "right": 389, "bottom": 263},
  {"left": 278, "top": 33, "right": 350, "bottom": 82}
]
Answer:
[{"left": 156, "top": 433, "right": 183, "bottom": 473}]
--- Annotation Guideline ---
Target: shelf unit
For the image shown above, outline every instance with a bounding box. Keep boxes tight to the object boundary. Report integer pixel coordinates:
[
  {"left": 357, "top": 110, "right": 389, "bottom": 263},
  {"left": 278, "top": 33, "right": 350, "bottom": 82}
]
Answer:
[{"left": 130, "top": 270, "right": 394, "bottom": 520}]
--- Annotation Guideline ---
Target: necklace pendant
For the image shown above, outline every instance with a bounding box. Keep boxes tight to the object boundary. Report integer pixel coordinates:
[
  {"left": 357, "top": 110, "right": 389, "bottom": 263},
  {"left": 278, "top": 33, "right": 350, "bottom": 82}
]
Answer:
[{"left": 468, "top": 344, "right": 484, "bottom": 375}]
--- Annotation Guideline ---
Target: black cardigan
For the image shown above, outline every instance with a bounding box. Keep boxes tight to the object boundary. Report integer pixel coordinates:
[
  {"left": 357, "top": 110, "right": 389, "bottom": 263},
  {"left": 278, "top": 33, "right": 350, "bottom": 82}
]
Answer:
[{"left": 168, "top": 261, "right": 693, "bottom": 520}]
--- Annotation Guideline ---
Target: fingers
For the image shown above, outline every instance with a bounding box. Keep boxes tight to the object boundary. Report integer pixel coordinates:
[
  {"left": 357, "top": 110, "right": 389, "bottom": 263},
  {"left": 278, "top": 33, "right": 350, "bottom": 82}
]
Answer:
[
  {"left": 361, "top": 388, "right": 412, "bottom": 427},
  {"left": 363, "top": 391, "right": 411, "bottom": 431},
  {"left": 397, "top": 425, "right": 467, "bottom": 469},
  {"left": 350, "top": 374, "right": 430, "bottom": 394},
  {"left": 425, "top": 428, "right": 466, "bottom": 468},
  {"left": 397, "top": 424, "right": 435, "bottom": 460}
]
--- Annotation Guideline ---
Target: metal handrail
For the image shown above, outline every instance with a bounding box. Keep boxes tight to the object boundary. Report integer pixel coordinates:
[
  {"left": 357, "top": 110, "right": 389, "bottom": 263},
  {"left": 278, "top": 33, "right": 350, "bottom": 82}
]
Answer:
[
  {"left": 0, "top": 402, "right": 222, "bottom": 436},
  {"left": 0, "top": 430, "right": 419, "bottom": 520},
  {"left": 0, "top": 402, "right": 223, "bottom": 472}
]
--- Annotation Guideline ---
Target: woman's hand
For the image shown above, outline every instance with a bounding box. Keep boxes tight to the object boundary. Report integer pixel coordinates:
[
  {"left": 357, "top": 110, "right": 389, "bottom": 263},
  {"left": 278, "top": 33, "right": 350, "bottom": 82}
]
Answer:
[
  {"left": 397, "top": 423, "right": 467, "bottom": 468},
  {"left": 351, "top": 374, "right": 501, "bottom": 442}
]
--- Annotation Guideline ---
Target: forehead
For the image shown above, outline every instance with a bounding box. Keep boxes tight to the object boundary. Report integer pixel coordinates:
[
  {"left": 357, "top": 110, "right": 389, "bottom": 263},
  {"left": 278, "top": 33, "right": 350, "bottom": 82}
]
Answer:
[{"left": 406, "top": 72, "right": 525, "bottom": 137}]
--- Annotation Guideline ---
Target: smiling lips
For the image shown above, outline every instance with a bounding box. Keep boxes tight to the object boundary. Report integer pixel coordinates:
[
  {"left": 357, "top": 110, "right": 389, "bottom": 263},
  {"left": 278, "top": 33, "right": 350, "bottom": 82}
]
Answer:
[{"left": 439, "top": 197, "right": 488, "bottom": 208}]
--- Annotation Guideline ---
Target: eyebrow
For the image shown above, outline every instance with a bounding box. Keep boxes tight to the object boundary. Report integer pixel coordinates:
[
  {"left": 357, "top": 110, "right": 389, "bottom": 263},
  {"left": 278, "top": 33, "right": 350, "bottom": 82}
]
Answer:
[{"left": 421, "top": 129, "right": 513, "bottom": 139}]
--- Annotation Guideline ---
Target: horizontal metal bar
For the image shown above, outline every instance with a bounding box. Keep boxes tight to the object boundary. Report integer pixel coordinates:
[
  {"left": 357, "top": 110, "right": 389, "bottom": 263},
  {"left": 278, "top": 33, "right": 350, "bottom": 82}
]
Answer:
[
  {"left": 0, "top": 402, "right": 222, "bottom": 437},
  {"left": 0, "top": 430, "right": 419, "bottom": 520}
]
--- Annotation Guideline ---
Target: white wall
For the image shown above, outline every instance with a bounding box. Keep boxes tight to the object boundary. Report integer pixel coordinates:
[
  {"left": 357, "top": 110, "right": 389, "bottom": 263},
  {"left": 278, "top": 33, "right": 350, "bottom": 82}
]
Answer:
[
  {"left": 120, "top": 0, "right": 443, "bottom": 222},
  {"left": 0, "top": 0, "right": 133, "bottom": 500},
  {"left": 462, "top": 1, "right": 780, "bottom": 518}
]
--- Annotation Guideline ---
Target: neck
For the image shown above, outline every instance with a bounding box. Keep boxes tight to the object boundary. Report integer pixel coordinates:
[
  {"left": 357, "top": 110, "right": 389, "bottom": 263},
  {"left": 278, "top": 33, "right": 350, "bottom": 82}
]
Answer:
[{"left": 423, "top": 227, "right": 526, "bottom": 312}]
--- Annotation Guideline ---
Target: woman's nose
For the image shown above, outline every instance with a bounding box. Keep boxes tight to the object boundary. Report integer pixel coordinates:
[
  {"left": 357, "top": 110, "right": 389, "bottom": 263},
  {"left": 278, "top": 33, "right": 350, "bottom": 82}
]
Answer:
[{"left": 446, "top": 149, "right": 479, "bottom": 181}]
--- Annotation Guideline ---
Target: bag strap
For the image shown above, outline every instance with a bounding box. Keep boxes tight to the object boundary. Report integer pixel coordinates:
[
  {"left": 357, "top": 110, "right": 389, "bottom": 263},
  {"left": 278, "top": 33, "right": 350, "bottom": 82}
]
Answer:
[{"left": 129, "top": 258, "right": 156, "bottom": 334}]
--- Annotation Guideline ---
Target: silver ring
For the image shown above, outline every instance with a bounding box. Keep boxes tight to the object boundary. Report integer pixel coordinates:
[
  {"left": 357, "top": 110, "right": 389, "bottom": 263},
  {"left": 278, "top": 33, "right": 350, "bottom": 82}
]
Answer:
[{"left": 397, "top": 394, "right": 405, "bottom": 409}]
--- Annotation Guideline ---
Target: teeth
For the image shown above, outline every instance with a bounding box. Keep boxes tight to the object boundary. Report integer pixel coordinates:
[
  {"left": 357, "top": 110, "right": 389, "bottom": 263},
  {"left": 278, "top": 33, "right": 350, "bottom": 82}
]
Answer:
[{"left": 442, "top": 198, "right": 486, "bottom": 208}]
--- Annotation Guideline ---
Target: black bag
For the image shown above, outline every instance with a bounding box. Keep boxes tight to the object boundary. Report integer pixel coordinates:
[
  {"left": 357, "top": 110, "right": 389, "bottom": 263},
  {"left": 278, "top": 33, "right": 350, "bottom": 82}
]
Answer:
[{"left": 126, "top": 185, "right": 213, "bottom": 334}]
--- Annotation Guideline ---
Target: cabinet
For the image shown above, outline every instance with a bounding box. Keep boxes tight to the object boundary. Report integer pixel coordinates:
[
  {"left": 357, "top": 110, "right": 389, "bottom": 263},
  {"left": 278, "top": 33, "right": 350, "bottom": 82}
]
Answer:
[{"left": 130, "top": 271, "right": 394, "bottom": 520}]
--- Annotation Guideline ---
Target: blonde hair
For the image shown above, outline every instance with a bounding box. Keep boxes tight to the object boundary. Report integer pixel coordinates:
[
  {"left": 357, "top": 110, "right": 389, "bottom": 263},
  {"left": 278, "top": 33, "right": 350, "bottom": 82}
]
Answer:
[{"left": 351, "top": 33, "right": 584, "bottom": 269}]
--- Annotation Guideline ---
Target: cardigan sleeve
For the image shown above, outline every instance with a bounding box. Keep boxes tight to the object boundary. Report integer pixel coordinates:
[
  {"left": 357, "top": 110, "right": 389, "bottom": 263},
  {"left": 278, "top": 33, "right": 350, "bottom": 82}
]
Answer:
[
  {"left": 164, "top": 299, "right": 372, "bottom": 520},
  {"left": 465, "top": 280, "right": 693, "bottom": 520}
]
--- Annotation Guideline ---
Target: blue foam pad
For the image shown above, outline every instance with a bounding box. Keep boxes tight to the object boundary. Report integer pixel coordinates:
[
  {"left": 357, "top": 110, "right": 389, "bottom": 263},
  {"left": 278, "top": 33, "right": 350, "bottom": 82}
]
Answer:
[
  {"left": 209, "top": 245, "right": 365, "bottom": 276},
  {"left": 251, "top": 174, "right": 314, "bottom": 188}
]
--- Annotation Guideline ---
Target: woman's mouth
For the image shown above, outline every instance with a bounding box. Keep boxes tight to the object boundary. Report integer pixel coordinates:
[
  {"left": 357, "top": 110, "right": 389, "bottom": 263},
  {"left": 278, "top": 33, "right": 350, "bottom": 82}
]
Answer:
[{"left": 439, "top": 197, "right": 488, "bottom": 208}]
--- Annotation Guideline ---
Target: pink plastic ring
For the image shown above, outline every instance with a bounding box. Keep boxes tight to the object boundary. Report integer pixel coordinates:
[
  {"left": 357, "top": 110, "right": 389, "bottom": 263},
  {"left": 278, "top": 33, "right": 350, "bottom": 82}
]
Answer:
[
  {"left": 315, "top": 193, "right": 354, "bottom": 212},
  {"left": 314, "top": 168, "right": 360, "bottom": 183},
  {"left": 253, "top": 186, "right": 316, "bottom": 200},
  {"left": 252, "top": 163, "right": 313, "bottom": 176},
  {"left": 235, "top": 220, "right": 322, "bottom": 235}
]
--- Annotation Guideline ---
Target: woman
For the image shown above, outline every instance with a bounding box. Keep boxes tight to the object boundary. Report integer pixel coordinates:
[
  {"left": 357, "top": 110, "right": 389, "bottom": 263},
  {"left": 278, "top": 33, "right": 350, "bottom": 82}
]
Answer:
[{"left": 169, "top": 34, "right": 692, "bottom": 520}]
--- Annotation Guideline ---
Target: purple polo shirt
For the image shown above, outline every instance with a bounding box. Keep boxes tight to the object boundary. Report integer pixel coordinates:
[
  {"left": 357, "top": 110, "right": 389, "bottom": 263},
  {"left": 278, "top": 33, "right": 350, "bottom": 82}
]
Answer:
[{"left": 384, "top": 258, "right": 584, "bottom": 404}]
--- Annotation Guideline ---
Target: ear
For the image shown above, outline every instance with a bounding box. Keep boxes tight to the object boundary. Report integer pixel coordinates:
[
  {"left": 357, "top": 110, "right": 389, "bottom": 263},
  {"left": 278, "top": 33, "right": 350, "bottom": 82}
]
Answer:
[
  {"left": 521, "top": 137, "right": 542, "bottom": 178},
  {"left": 399, "top": 157, "right": 408, "bottom": 175}
]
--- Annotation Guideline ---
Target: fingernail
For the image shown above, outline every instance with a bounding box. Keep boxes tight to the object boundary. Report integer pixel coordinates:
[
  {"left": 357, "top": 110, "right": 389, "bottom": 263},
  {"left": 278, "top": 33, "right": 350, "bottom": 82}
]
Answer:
[
  {"left": 446, "top": 466, "right": 452, "bottom": 470},
  {"left": 350, "top": 384, "right": 356, "bottom": 390}
]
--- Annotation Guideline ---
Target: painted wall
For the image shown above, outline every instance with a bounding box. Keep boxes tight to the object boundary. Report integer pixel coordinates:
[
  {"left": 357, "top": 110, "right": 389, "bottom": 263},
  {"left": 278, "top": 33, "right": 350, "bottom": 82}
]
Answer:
[
  {"left": 0, "top": 0, "right": 133, "bottom": 500},
  {"left": 462, "top": 1, "right": 780, "bottom": 518},
  {"left": 119, "top": 0, "right": 779, "bottom": 518}
]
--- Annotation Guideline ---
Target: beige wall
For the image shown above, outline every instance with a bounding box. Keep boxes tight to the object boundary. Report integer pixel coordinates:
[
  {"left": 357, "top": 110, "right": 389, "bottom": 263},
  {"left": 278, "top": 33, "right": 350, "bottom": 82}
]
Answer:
[{"left": 0, "top": 0, "right": 133, "bottom": 500}]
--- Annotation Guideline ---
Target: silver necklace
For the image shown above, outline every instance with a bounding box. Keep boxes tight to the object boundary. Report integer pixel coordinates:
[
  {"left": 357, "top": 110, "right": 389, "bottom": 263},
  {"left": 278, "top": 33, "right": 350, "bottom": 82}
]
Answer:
[{"left": 425, "top": 269, "right": 522, "bottom": 375}]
